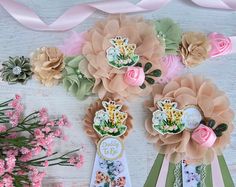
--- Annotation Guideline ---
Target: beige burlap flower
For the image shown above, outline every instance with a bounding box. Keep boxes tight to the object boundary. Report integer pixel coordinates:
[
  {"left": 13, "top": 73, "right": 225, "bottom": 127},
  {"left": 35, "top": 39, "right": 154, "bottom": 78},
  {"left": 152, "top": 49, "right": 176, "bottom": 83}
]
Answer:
[
  {"left": 145, "top": 74, "right": 234, "bottom": 163},
  {"left": 82, "top": 15, "right": 164, "bottom": 99},
  {"left": 180, "top": 32, "right": 211, "bottom": 67},
  {"left": 30, "top": 47, "right": 64, "bottom": 86}
]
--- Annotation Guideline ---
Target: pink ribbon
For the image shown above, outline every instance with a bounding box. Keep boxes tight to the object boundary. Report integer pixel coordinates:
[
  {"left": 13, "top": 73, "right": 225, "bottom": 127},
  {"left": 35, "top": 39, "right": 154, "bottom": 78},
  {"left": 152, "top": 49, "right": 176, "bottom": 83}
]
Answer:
[
  {"left": 0, "top": 0, "right": 235, "bottom": 32},
  {"left": 192, "top": 0, "right": 236, "bottom": 10},
  {"left": 211, "top": 153, "right": 224, "bottom": 187},
  {"left": 0, "top": 0, "right": 170, "bottom": 31},
  {"left": 155, "top": 155, "right": 169, "bottom": 187},
  {"left": 230, "top": 36, "right": 236, "bottom": 53}
]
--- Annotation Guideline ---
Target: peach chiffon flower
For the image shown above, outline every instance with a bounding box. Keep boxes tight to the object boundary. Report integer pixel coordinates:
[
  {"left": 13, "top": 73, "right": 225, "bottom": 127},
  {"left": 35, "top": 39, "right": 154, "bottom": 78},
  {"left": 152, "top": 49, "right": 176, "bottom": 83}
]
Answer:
[
  {"left": 145, "top": 74, "right": 234, "bottom": 163},
  {"left": 82, "top": 15, "right": 164, "bottom": 99}
]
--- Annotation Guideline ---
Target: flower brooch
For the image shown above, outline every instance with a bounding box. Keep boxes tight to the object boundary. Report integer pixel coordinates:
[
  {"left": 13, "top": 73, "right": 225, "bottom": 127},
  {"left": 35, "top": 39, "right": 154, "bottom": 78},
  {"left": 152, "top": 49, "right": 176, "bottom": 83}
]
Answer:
[
  {"left": 84, "top": 97, "right": 133, "bottom": 186},
  {"left": 144, "top": 74, "right": 234, "bottom": 187}
]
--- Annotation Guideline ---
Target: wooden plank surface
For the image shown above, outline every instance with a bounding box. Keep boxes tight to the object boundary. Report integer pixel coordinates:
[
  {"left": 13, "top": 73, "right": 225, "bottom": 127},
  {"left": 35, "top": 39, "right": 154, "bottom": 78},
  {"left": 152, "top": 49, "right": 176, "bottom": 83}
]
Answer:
[{"left": 0, "top": 0, "right": 236, "bottom": 186}]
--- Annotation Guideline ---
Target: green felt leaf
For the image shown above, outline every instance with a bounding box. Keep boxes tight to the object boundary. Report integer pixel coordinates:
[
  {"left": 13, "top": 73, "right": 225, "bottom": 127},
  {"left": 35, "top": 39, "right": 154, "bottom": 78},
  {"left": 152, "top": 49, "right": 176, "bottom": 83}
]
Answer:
[
  {"left": 215, "top": 123, "right": 228, "bottom": 132},
  {"left": 208, "top": 119, "right": 216, "bottom": 128},
  {"left": 149, "top": 69, "right": 162, "bottom": 77},
  {"left": 144, "top": 62, "right": 152, "bottom": 72},
  {"left": 145, "top": 77, "right": 155, "bottom": 85},
  {"left": 63, "top": 56, "right": 94, "bottom": 100},
  {"left": 135, "top": 62, "right": 142, "bottom": 67},
  {"left": 140, "top": 83, "right": 146, "bottom": 89},
  {"left": 154, "top": 18, "right": 182, "bottom": 54},
  {"left": 218, "top": 155, "right": 234, "bottom": 187},
  {"left": 144, "top": 154, "right": 165, "bottom": 187},
  {"left": 214, "top": 130, "right": 223, "bottom": 137}
]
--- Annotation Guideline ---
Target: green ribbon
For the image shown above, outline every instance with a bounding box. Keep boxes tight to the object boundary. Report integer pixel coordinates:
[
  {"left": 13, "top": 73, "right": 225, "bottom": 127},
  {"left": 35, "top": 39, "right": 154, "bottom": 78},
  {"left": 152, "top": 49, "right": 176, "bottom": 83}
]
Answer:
[
  {"left": 144, "top": 154, "right": 165, "bottom": 187},
  {"left": 218, "top": 155, "right": 234, "bottom": 187}
]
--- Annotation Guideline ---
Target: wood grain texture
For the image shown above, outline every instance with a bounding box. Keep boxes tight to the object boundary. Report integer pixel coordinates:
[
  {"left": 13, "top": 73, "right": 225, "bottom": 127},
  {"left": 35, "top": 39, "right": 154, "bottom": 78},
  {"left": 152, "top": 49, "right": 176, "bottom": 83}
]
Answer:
[{"left": 0, "top": 0, "right": 236, "bottom": 186}]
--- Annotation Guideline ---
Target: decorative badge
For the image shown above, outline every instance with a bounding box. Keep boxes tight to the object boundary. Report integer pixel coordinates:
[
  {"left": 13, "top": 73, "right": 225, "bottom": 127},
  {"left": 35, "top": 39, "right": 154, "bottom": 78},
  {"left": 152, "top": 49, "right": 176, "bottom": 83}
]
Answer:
[
  {"left": 106, "top": 36, "right": 139, "bottom": 69},
  {"left": 85, "top": 98, "right": 132, "bottom": 187},
  {"left": 182, "top": 105, "right": 203, "bottom": 130},
  {"left": 97, "top": 136, "right": 124, "bottom": 161},
  {"left": 93, "top": 101, "right": 128, "bottom": 137},
  {"left": 152, "top": 99, "right": 185, "bottom": 134}
]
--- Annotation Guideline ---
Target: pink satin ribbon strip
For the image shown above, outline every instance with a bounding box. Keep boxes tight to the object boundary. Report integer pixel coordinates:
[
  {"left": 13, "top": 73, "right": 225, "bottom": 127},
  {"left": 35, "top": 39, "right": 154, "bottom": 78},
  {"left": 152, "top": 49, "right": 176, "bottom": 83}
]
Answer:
[
  {"left": 230, "top": 36, "right": 236, "bottom": 53},
  {"left": 211, "top": 153, "right": 225, "bottom": 187},
  {"left": 155, "top": 155, "right": 169, "bottom": 187},
  {"left": 0, "top": 0, "right": 170, "bottom": 31},
  {"left": 192, "top": 0, "right": 236, "bottom": 10},
  {"left": 0, "top": 0, "right": 236, "bottom": 32}
]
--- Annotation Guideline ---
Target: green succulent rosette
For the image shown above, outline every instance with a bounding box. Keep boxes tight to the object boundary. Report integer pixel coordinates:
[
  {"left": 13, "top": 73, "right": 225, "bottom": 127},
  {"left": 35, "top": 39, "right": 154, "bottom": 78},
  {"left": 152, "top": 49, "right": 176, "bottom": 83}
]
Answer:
[
  {"left": 62, "top": 56, "right": 95, "bottom": 100},
  {"left": 0, "top": 56, "right": 32, "bottom": 84},
  {"left": 154, "top": 18, "right": 182, "bottom": 54}
]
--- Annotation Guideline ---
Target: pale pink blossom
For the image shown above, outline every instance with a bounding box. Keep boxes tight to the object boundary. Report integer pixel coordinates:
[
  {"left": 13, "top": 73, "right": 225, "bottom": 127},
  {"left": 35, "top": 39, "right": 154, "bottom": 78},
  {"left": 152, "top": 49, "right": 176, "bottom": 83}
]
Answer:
[
  {"left": 34, "top": 129, "right": 45, "bottom": 139},
  {"left": 32, "top": 146, "right": 42, "bottom": 156},
  {"left": 54, "top": 129, "right": 62, "bottom": 137},
  {"left": 42, "top": 126, "right": 51, "bottom": 134},
  {"left": 38, "top": 108, "right": 49, "bottom": 124},
  {"left": 19, "top": 151, "right": 33, "bottom": 162},
  {"left": 42, "top": 160, "right": 49, "bottom": 167},
  {"left": 0, "top": 125, "right": 7, "bottom": 133},
  {"left": 6, "top": 149, "right": 18, "bottom": 157},
  {"left": 69, "top": 154, "right": 84, "bottom": 168},
  {"left": 3, "top": 174, "right": 14, "bottom": 187},
  {"left": 5, "top": 155, "right": 16, "bottom": 173},
  {"left": 46, "top": 121, "right": 55, "bottom": 126},
  {"left": 0, "top": 159, "right": 5, "bottom": 176},
  {"left": 20, "top": 147, "right": 30, "bottom": 154},
  {"left": 29, "top": 168, "right": 46, "bottom": 186}
]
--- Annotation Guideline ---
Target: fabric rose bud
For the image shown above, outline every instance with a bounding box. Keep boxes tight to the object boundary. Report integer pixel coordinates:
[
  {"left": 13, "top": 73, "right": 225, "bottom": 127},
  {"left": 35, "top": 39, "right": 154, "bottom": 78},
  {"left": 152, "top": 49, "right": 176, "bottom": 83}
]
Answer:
[
  {"left": 192, "top": 124, "right": 216, "bottom": 147},
  {"left": 124, "top": 67, "right": 145, "bottom": 86},
  {"left": 208, "top": 32, "right": 232, "bottom": 57}
]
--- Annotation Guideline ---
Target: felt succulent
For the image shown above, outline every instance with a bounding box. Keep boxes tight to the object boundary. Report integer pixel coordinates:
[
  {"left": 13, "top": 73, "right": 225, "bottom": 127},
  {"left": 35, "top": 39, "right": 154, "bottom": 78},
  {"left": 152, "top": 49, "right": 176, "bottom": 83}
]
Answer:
[
  {"left": 154, "top": 18, "right": 182, "bottom": 54},
  {"left": 0, "top": 56, "right": 32, "bottom": 84},
  {"left": 135, "top": 62, "right": 161, "bottom": 89},
  {"left": 62, "top": 56, "right": 95, "bottom": 100}
]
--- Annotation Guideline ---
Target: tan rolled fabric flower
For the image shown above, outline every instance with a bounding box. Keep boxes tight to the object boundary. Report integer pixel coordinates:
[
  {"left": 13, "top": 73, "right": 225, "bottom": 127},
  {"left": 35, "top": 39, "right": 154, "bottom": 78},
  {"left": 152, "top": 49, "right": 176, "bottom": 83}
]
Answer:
[
  {"left": 82, "top": 15, "right": 164, "bottom": 99},
  {"left": 30, "top": 47, "right": 64, "bottom": 86},
  {"left": 180, "top": 32, "right": 211, "bottom": 67},
  {"left": 145, "top": 74, "right": 234, "bottom": 163},
  {"left": 84, "top": 96, "right": 133, "bottom": 144}
]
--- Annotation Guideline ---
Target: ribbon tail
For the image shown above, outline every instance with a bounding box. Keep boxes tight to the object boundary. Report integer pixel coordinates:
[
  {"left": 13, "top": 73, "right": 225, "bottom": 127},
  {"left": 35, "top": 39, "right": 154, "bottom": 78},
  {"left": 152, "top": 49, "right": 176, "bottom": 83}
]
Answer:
[
  {"left": 90, "top": 151, "right": 132, "bottom": 187},
  {"left": 217, "top": 154, "right": 234, "bottom": 187},
  {"left": 144, "top": 153, "right": 165, "bottom": 187}
]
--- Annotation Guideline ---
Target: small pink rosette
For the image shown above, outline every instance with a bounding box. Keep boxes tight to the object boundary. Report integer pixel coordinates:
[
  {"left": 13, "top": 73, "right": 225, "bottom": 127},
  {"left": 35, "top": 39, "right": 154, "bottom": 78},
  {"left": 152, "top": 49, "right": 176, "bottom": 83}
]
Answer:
[
  {"left": 124, "top": 67, "right": 145, "bottom": 86},
  {"left": 208, "top": 32, "right": 232, "bottom": 57},
  {"left": 191, "top": 124, "right": 216, "bottom": 147}
]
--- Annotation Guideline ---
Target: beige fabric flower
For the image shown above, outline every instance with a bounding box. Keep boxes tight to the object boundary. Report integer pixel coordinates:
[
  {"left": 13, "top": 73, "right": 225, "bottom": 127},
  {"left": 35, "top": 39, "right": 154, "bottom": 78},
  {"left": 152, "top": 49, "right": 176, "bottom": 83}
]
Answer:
[
  {"left": 84, "top": 96, "right": 133, "bottom": 144},
  {"left": 30, "top": 47, "right": 64, "bottom": 86},
  {"left": 82, "top": 15, "right": 164, "bottom": 99},
  {"left": 145, "top": 74, "right": 234, "bottom": 163},
  {"left": 180, "top": 32, "right": 211, "bottom": 67}
]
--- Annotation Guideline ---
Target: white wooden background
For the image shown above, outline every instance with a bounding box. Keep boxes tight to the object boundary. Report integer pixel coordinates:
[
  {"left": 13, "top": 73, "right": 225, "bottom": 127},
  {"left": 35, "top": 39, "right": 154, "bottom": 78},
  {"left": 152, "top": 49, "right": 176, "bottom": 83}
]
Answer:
[{"left": 0, "top": 0, "right": 236, "bottom": 186}]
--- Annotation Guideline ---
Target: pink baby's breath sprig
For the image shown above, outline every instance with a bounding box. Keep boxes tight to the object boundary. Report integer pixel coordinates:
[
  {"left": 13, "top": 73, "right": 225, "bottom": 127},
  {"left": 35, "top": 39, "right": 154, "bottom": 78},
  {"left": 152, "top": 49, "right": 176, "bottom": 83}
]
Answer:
[{"left": 0, "top": 95, "right": 84, "bottom": 186}]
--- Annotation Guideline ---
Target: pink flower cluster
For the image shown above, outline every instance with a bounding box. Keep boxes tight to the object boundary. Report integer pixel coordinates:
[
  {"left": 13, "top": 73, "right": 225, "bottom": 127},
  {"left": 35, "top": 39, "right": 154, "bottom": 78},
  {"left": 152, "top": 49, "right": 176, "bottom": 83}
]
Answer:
[
  {"left": 0, "top": 95, "right": 84, "bottom": 186},
  {"left": 5, "top": 95, "right": 24, "bottom": 127},
  {"left": 69, "top": 154, "right": 84, "bottom": 168}
]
